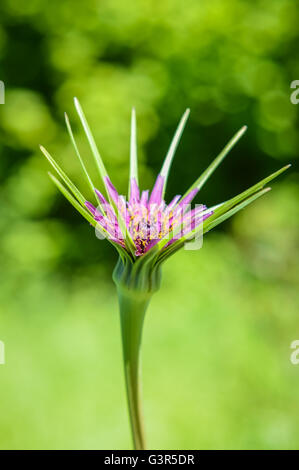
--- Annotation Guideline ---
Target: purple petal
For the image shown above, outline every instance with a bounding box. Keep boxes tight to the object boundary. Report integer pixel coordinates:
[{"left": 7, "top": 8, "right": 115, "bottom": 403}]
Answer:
[
  {"left": 96, "top": 213, "right": 123, "bottom": 240},
  {"left": 182, "top": 210, "right": 213, "bottom": 237},
  {"left": 129, "top": 177, "right": 140, "bottom": 204},
  {"left": 167, "top": 194, "right": 181, "bottom": 212},
  {"left": 182, "top": 204, "right": 207, "bottom": 222},
  {"left": 85, "top": 201, "right": 107, "bottom": 225},
  {"left": 178, "top": 188, "right": 199, "bottom": 209},
  {"left": 149, "top": 174, "right": 164, "bottom": 207},
  {"left": 104, "top": 176, "right": 120, "bottom": 206},
  {"left": 201, "top": 210, "right": 213, "bottom": 223},
  {"left": 95, "top": 188, "right": 118, "bottom": 223},
  {"left": 94, "top": 189, "right": 108, "bottom": 206},
  {"left": 85, "top": 201, "right": 97, "bottom": 215},
  {"left": 140, "top": 190, "right": 149, "bottom": 206}
]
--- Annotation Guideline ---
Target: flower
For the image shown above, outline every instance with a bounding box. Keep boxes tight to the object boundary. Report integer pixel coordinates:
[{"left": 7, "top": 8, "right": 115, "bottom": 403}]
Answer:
[
  {"left": 40, "top": 98, "right": 290, "bottom": 450},
  {"left": 84, "top": 175, "right": 212, "bottom": 256},
  {"left": 40, "top": 100, "right": 289, "bottom": 267}
]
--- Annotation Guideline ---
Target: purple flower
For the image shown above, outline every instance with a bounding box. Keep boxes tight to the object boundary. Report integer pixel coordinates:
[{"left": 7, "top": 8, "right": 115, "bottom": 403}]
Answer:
[
  {"left": 40, "top": 101, "right": 289, "bottom": 265},
  {"left": 40, "top": 98, "right": 290, "bottom": 451},
  {"left": 84, "top": 175, "right": 212, "bottom": 257}
]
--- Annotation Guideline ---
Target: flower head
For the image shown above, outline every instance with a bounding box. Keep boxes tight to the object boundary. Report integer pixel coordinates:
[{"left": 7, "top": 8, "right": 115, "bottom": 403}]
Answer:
[
  {"left": 84, "top": 174, "right": 212, "bottom": 257},
  {"left": 40, "top": 99, "right": 290, "bottom": 271},
  {"left": 39, "top": 98, "right": 291, "bottom": 452}
]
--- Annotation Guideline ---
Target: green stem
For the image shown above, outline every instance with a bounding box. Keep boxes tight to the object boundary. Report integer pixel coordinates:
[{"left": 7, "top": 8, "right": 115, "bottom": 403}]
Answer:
[
  {"left": 113, "top": 255, "right": 161, "bottom": 449},
  {"left": 117, "top": 288, "right": 151, "bottom": 450}
]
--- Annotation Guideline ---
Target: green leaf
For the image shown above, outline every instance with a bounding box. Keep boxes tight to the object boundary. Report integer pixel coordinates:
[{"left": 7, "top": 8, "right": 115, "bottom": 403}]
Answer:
[
  {"left": 128, "top": 107, "right": 138, "bottom": 197},
  {"left": 74, "top": 98, "right": 136, "bottom": 257},
  {"left": 160, "top": 108, "right": 190, "bottom": 198},
  {"left": 64, "top": 112, "right": 98, "bottom": 205},
  {"left": 180, "top": 125, "right": 247, "bottom": 201},
  {"left": 155, "top": 164, "right": 290, "bottom": 263},
  {"left": 40, "top": 145, "right": 86, "bottom": 207},
  {"left": 205, "top": 164, "right": 290, "bottom": 227},
  {"left": 48, "top": 172, "right": 96, "bottom": 226},
  {"left": 204, "top": 187, "right": 271, "bottom": 232},
  {"left": 157, "top": 188, "right": 270, "bottom": 265},
  {"left": 74, "top": 97, "right": 108, "bottom": 184},
  {"left": 48, "top": 172, "right": 121, "bottom": 247}
]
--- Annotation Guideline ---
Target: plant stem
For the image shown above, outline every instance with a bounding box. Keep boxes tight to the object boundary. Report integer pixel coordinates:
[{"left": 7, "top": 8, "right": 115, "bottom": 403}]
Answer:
[{"left": 118, "top": 288, "right": 151, "bottom": 450}]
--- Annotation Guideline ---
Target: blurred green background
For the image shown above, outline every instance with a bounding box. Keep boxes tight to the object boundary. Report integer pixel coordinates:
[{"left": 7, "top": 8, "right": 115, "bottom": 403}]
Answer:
[{"left": 0, "top": 0, "right": 298, "bottom": 450}]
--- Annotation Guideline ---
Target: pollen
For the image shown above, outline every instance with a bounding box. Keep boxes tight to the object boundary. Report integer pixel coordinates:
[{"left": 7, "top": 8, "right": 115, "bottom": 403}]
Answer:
[{"left": 126, "top": 202, "right": 178, "bottom": 255}]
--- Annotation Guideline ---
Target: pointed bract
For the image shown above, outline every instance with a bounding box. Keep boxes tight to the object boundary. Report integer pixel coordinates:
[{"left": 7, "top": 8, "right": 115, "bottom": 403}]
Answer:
[
  {"left": 160, "top": 109, "right": 190, "bottom": 198},
  {"left": 129, "top": 108, "right": 138, "bottom": 197}
]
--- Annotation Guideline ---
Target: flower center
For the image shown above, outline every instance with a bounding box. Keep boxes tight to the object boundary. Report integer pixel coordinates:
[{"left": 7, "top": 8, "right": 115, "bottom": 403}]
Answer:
[{"left": 127, "top": 203, "right": 175, "bottom": 255}]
